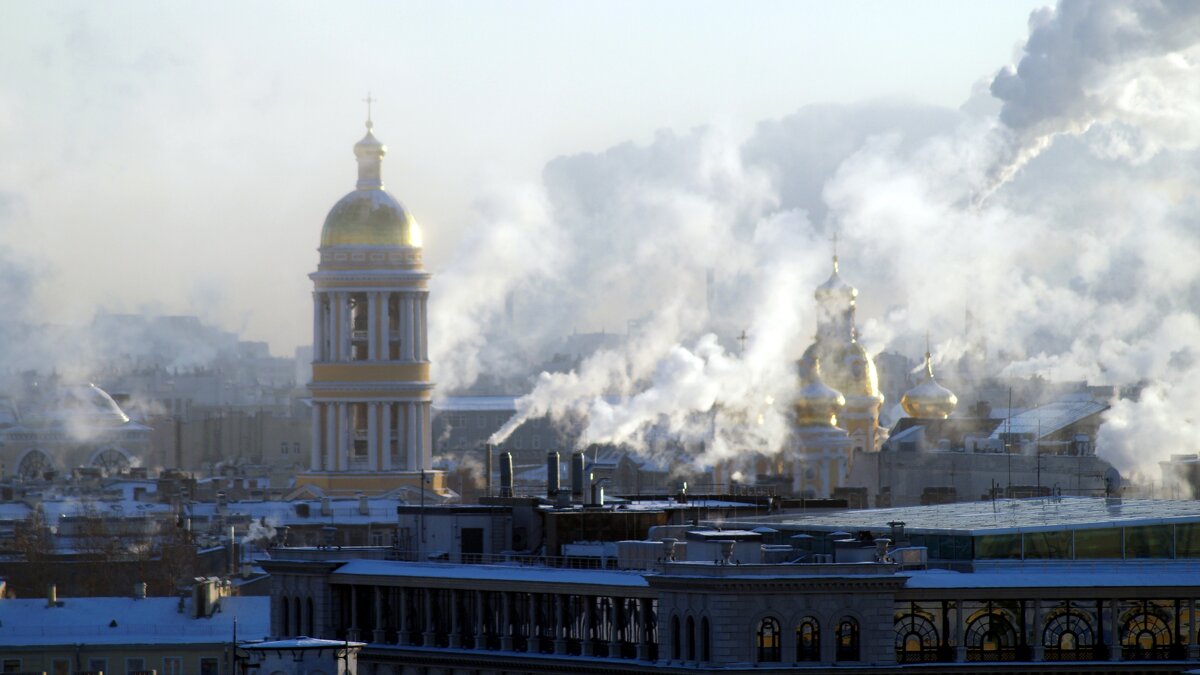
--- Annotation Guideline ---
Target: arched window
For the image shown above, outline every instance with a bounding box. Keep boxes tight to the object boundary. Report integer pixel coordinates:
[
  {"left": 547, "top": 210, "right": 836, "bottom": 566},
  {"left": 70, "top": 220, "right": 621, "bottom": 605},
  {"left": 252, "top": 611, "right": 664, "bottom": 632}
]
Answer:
[
  {"left": 965, "top": 610, "right": 1018, "bottom": 661},
  {"left": 307, "top": 597, "right": 315, "bottom": 636},
  {"left": 294, "top": 596, "right": 302, "bottom": 637},
  {"left": 1121, "top": 606, "right": 1173, "bottom": 660},
  {"left": 757, "top": 617, "right": 782, "bottom": 662},
  {"left": 281, "top": 596, "right": 291, "bottom": 635},
  {"left": 671, "top": 615, "right": 681, "bottom": 660},
  {"left": 1043, "top": 606, "right": 1095, "bottom": 661},
  {"left": 701, "top": 617, "right": 711, "bottom": 662},
  {"left": 796, "top": 617, "right": 820, "bottom": 661},
  {"left": 686, "top": 616, "right": 696, "bottom": 661},
  {"left": 894, "top": 610, "right": 940, "bottom": 663},
  {"left": 836, "top": 617, "right": 860, "bottom": 662}
]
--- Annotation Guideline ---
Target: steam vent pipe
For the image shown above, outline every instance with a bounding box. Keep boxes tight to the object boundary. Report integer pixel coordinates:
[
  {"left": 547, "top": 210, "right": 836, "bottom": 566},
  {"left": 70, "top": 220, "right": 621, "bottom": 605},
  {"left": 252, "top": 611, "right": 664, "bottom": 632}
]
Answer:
[
  {"left": 571, "top": 452, "right": 585, "bottom": 501},
  {"left": 485, "top": 443, "right": 494, "bottom": 496},
  {"left": 499, "top": 451, "right": 514, "bottom": 498},
  {"left": 546, "top": 451, "right": 561, "bottom": 498}
]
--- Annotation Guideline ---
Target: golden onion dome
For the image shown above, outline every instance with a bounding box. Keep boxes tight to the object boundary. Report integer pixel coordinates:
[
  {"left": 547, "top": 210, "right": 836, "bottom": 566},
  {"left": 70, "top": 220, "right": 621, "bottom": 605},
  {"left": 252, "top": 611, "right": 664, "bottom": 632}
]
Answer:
[
  {"left": 814, "top": 255, "right": 857, "bottom": 304},
  {"left": 901, "top": 349, "right": 958, "bottom": 419},
  {"left": 320, "top": 122, "right": 423, "bottom": 248},
  {"left": 801, "top": 338, "right": 882, "bottom": 401},
  {"left": 794, "top": 357, "right": 846, "bottom": 427}
]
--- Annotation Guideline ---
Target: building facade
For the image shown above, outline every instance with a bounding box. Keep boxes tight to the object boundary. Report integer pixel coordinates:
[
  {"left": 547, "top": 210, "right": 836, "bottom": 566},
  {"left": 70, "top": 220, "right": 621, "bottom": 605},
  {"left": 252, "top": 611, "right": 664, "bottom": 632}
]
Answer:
[{"left": 260, "top": 498, "right": 1200, "bottom": 674}]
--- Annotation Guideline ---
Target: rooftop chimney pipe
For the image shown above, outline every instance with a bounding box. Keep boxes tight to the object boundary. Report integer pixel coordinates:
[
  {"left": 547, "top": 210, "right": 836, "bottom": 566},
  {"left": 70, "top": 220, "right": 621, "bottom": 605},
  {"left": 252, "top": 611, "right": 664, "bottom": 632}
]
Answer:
[
  {"left": 570, "top": 452, "right": 585, "bottom": 501},
  {"left": 485, "top": 443, "right": 494, "bottom": 497},
  {"left": 499, "top": 452, "right": 514, "bottom": 498},
  {"left": 546, "top": 451, "right": 560, "bottom": 499}
]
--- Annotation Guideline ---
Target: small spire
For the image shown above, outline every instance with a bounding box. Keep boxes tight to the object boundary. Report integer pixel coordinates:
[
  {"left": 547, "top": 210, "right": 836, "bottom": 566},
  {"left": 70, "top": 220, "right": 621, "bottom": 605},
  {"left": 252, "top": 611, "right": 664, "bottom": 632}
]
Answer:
[
  {"left": 831, "top": 231, "right": 839, "bottom": 272},
  {"left": 923, "top": 331, "right": 934, "bottom": 377},
  {"left": 363, "top": 92, "right": 376, "bottom": 130}
]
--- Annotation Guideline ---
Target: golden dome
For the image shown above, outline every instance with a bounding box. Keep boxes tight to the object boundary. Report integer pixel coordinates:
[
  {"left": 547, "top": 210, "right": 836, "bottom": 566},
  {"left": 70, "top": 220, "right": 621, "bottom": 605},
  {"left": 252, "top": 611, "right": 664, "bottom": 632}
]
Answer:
[
  {"left": 901, "top": 349, "right": 958, "bottom": 419},
  {"left": 320, "top": 123, "right": 423, "bottom": 248},
  {"left": 801, "top": 337, "right": 882, "bottom": 401},
  {"left": 794, "top": 357, "right": 846, "bottom": 427}
]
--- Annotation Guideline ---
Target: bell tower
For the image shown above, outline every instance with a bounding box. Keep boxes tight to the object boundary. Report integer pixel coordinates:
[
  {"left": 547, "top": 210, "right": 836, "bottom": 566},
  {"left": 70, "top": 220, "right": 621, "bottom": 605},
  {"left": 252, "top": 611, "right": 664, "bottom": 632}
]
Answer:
[{"left": 298, "top": 113, "right": 441, "bottom": 495}]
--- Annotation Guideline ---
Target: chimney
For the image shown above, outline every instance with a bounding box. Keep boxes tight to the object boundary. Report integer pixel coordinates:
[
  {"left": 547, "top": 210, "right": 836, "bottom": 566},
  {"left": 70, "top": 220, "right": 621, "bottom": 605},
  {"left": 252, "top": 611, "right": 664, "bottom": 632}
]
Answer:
[
  {"left": 320, "top": 496, "right": 332, "bottom": 517},
  {"left": 499, "top": 452, "right": 513, "bottom": 498},
  {"left": 228, "top": 525, "right": 236, "bottom": 575},
  {"left": 357, "top": 492, "right": 369, "bottom": 516},
  {"left": 570, "top": 452, "right": 585, "bottom": 502},
  {"left": 546, "top": 451, "right": 560, "bottom": 499},
  {"left": 588, "top": 474, "right": 605, "bottom": 507},
  {"left": 484, "top": 443, "right": 494, "bottom": 497},
  {"left": 134, "top": 581, "right": 147, "bottom": 599},
  {"left": 46, "top": 583, "right": 57, "bottom": 608}
]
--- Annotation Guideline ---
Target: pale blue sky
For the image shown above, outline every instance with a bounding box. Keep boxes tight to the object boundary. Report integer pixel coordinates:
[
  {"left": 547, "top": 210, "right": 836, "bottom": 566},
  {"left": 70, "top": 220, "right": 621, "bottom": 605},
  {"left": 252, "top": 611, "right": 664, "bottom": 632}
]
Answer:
[{"left": 0, "top": 1, "right": 1048, "bottom": 352}]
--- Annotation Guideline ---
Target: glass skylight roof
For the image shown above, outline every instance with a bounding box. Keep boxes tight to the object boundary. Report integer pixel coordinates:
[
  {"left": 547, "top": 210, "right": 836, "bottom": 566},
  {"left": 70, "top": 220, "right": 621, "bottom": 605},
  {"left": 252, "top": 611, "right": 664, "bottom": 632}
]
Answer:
[{"left": 723, "top": 497, "right": 1200, "bottom": 535}]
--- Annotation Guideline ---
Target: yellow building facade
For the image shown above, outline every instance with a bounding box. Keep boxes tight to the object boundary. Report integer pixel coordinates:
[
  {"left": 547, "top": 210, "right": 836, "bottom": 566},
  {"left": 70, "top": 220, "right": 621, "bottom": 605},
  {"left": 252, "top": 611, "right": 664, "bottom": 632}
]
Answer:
[{"left": 297, "top": 118, "right": 443, "bottom": 495}]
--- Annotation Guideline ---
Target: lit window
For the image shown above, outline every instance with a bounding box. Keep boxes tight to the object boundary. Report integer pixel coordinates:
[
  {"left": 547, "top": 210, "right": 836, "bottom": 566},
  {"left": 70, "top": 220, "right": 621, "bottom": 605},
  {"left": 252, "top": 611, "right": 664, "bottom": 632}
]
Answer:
[{"left": 757, "top": 617, "right": 781, "bottom": 662}]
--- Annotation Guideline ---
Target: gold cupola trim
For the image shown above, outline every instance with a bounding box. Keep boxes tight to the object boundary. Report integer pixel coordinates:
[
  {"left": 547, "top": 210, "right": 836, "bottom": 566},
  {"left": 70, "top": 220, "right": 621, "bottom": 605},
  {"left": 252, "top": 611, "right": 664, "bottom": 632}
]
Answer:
[{"left": 900, "top": 334, "right": 958, "bottom": 419}]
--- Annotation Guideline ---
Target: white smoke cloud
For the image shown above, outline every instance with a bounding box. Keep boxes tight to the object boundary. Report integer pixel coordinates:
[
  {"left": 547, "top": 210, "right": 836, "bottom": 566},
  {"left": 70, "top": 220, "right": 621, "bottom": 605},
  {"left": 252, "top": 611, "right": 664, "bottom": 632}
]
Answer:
[
  {"left": 426, "top": 0, "right": 1200, "bottom": 489},
  {"left": 983, "top": 0, "right": 1200, "bottom": 198}
]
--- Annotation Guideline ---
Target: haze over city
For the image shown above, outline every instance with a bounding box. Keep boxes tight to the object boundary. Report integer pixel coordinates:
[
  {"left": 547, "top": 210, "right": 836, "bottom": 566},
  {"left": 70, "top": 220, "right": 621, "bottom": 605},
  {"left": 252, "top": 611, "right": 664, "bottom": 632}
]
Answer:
[{"left": 5, "top": 1, "right": 1200, "bottom": 480}]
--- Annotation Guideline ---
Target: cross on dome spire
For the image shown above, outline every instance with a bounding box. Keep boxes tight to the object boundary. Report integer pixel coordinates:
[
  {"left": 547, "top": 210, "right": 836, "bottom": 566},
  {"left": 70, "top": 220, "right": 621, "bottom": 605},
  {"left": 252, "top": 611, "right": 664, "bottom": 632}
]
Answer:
[{"left": 363, "top": 92, "right": 376, "bottom": 130}]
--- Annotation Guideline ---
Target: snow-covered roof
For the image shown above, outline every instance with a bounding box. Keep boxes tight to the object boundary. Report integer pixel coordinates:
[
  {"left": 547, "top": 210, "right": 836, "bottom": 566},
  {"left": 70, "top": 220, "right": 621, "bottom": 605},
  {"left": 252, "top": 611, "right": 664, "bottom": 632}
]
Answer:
[
  {"left": 0, "top": 499, "right": 172, "bottom": 522},
  {"left": 242, "top": 636, "right": 363, "bottom": 650},
  {"left": 433, "top": 396, "right": 518, "bottom": 412},
  {"left": 987, "top": 400, "right": 1108, "bottom": 439},
  {"left": 0, "top": 596, "right": 269, "bottom": 646},
  {"left": 331, "top": 560, "right": 651, "bottom": 588},
  {"left": 188, "top": 498, "right": 403, "bottom": 525}
]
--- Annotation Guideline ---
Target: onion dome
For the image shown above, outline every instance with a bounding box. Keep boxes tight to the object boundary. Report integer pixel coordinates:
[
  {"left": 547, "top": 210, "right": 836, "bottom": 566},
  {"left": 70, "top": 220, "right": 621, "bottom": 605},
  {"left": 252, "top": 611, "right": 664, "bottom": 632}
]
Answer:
[
  {"left": 320, "top": 120, "right": 422, "bottom": 248},
  {"left": 800, "top": 337, "right": 882, "bottom": 401},
  {"left": 901, "top": 346, "right": 958, "bottom": 419},
  {"left": 794, "top": 357, "right": 846, "bottom": 427},
  {"left": 814, "top": 254, "right": 857, "bottom": 304}
]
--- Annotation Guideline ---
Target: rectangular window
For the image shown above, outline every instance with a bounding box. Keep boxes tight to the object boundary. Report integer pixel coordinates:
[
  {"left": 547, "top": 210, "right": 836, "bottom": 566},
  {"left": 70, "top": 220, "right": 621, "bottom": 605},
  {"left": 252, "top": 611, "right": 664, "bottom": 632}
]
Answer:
[
  {"left": 200, "top": 657, "right": 219, "bottom": 675},
  {"left": 1074, "top": 527, "right": 1122, "bottom": 559},
  {"left": 162, "top": 657, "right": 183, "bottom": 675},
  {"left": 1177, "top": 523, "right": 1200, "bottom": 558},
  {"left": 51, "top": 659, "right": 70, "bottom": 675},
  {"left": 2, "top": 660, "right": 20, "bottom": 673},
  {"left": 87, "top": 660, "right": 107, "bottom": 675},
  {"left": 1126, "top": 525, "right": 1174, "bottom": 558},
  {"left": 126, "top": 657, "right": 146, "bottom": 674},
  {"left": 974, "top": 533, "right": 1021, "bottom": 559},
  {"left": 281, "top": 441, "right": 289, "bottom": 455},
  {"left": 1023, "top": 530, "right": 1072, "bottom": 559}
]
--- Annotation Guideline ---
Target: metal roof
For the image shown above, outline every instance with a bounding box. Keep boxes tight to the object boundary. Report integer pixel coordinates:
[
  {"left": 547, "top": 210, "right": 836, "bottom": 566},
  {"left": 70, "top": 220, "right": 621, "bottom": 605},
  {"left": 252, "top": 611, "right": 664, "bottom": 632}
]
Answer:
[{"left": 723, "top": 497, "right": 1200, "bottom": 536}]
